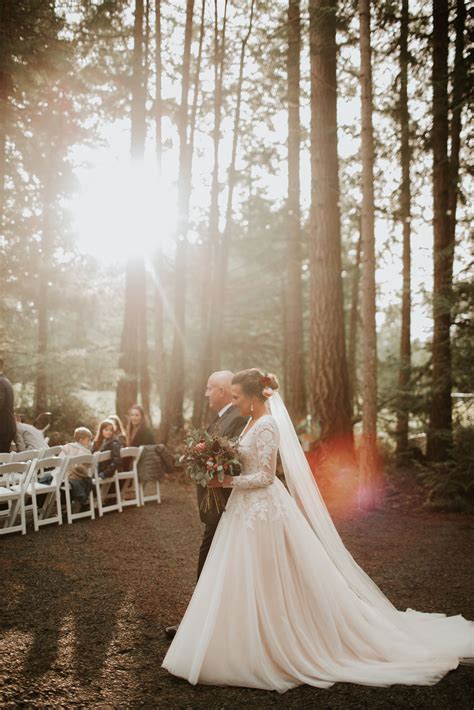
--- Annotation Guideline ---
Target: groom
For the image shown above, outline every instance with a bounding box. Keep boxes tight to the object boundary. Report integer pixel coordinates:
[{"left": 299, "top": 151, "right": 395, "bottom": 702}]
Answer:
[{"left": 166, "top": 370, "right": 247, "bottom": 639}]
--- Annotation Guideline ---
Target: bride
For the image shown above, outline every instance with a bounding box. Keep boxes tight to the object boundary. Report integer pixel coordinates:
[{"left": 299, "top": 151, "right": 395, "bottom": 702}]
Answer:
[{"left": 162, "top": 368, "right": 474, "bottom": 693}]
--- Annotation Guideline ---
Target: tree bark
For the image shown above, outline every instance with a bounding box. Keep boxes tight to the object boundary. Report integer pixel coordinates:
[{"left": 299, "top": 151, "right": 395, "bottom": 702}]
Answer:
[
  {"left": 284, "top": 0, "right": 306, "bottom": 422},
  {"left": 358, "top": 0, "right": 381, "bottom": 508},
  {"left": 348, "top": 229, "right": 362, "bottom": 412},
  {"left": 0, "top": 1, "right": 12, "bottom": 232},
  {"left": 130, "top": 0, "right": 146, "bottom": 164},
  {"left": 159, "top": 0, "right": 195, "bottom": 442},
  {"left": 34, "top": 167, "right": 55, "bottom": 414},
  {"left": 308, "top": 0, "right": 352, "bottom": 444},
  {"left": 154, "top": 0, "right": 166, "bottom": 408},
  {"left": 427, "top": 0, "right": 452, "bottom": 460},
  {"left": 116, "top": 0, "right": 150, "bottom": 421},
  {"left": 447, "top": 0, "right": 466, "bottom": 244},
  {"left": 192, "top": 0, "right": 228, "bottom": 428},
  {"left": 396, "top": 0, "right": 412, "bottom": 456},
  {"left": 210, "top": 0, "right": 254, "bottom": 371},
  {"left": 116, "top": 259, "right": 141, "bottom": 421}
]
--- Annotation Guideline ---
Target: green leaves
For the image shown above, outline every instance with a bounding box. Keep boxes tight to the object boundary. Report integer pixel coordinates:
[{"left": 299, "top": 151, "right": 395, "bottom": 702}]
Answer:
[{"left": 176, "top": 427, "right": 242, "bottom": 487}]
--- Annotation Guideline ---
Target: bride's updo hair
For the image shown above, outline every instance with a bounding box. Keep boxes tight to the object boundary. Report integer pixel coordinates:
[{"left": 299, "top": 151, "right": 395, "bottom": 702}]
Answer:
[{"left": 232, "top": 368, "right": 279, "bottom": 401}]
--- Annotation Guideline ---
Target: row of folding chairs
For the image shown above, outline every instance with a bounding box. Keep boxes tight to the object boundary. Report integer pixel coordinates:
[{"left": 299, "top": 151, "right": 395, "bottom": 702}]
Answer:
[
  {"left": 0, "top": 446, "right": 63, "bottom": 464},
  {"left": 0, "top": 446, "right": 161, "bottom": 536}
]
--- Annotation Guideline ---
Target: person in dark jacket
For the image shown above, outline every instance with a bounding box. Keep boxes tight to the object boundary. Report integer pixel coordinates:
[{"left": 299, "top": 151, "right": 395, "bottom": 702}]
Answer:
[
  {"left": 127, "top": 404, "right": 155, "bottom": 447},
  {"left": 93, "top": 419, "right": 123, "bottom": 478},
  {"left": 107, "top": 414, "right": 127, "bottom": 445},
  {"left": 0, "top": 358, "right": 16, "bottom": 453}
]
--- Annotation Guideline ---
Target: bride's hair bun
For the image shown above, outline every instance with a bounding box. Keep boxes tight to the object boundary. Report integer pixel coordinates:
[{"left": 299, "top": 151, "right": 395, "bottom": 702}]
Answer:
[{"left": 232, "top": 368, "right": 279, "bottom": 401}]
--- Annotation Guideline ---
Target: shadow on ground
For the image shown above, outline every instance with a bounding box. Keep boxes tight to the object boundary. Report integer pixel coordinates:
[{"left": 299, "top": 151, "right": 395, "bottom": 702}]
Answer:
[{"left": 0, "top": 481, "right": 473, "bottom": 709}]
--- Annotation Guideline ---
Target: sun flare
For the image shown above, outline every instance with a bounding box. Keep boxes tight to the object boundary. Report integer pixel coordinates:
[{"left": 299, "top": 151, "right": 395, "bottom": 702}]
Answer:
[{"left": 71, "top": 160, "right": 177, "bottom": 261}]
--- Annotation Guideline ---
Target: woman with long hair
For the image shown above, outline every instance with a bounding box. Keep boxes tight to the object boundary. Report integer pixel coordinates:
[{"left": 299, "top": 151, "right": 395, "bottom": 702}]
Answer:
[{"left": 127, "top": 404, "right": 155, "bottom": 447}]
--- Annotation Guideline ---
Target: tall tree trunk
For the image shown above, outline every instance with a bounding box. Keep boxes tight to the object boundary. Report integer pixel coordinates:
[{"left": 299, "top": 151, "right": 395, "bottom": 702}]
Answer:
[
  {"left": 154, "top": 0, "right": 165, "bottom": 408},
  {"left": 34, "top": 168, "right": 55, "bottom": 414},
  {"left": 0, "top": 2, "right": 11, "bottom": 231},
  {"left": 116, "top": 0, "right": 150, "bottom": 421},
  {"left": 358, "top": 0, "right": 381, "bottom": 509},
  {"left": 210, "top": 0, "right": 254, "bottom": 370},
  {"left": 159, "top": 0, "right": 195, "bottom": 442},
  {"left": 348, "top": 229, "right": 362, "bottom": 412},
  {"left": 130, "top": 0, "right": 146, "bottom": 163},
  {"left": 116, "top": 259, "right": 141, "bottom": 421},
  {"left": 284, "top": 0, "right": 306, "bottom": 422},
  {"left": 308, "top": 0, "right": 352, "bottom": 444},
  {"left": 447, "top": 0, "right": 466, "bottom": 243},
  {"left": 427, "top": 0, "right": 452, "bottom": 460},
  {"left": 396, "top": 0, "right": 412, "bottom": 456},
  {"left": 192, "top": 0, "right": 227, "bottom": 428}
]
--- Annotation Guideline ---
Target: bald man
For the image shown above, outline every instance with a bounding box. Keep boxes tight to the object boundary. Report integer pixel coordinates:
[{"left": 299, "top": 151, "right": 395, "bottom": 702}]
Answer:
[{"left": 166, "top": 370, "right": 247, "bottom": 639}]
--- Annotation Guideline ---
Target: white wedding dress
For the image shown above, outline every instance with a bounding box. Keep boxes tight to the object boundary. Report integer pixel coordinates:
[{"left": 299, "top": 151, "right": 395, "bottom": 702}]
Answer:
[{"left": 162, "top": 406, "right": 474, "bottom": 693}]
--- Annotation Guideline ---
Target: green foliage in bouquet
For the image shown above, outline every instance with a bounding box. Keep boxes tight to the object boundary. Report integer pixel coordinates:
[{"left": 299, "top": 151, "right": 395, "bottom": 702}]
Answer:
[{"left": 177, "top": 429, "right": 242, "bottom": 488}]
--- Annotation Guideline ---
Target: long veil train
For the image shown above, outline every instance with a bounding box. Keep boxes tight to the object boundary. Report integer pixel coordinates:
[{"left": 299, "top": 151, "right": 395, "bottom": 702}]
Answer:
[{"left": 269, "top": 391, "right": 474, "bottom": 660}]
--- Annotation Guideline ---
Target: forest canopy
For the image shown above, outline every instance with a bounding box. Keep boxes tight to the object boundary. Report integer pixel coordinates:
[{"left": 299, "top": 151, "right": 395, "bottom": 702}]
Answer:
[{"left": 0, "top": 0, "right": 472, "bottom": 509}]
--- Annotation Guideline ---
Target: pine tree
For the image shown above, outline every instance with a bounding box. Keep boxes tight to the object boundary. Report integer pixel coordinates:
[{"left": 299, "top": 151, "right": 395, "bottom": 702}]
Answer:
[{"left": 308, "top": 0, "right": 352, "bottom": 444}]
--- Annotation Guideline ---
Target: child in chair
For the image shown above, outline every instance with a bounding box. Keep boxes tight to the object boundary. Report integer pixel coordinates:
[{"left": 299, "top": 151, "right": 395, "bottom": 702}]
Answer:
[{"left": 61, "top": 427, "right": 94, "bottom": 506}]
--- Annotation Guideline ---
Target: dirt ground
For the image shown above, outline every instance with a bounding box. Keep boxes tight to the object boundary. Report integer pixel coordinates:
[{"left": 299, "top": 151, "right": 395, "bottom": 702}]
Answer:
[{"left": 1, "top": 479, "right": 473, "bottom": 709}]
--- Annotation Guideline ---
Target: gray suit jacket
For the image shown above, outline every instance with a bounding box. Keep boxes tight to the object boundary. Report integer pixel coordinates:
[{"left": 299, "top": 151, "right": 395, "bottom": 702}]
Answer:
[{"left": 197, "top": 405, "right": 248, "bottom": 526}]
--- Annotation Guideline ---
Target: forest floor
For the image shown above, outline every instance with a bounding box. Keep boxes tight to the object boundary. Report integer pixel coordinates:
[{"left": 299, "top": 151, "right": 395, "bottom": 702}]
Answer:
[{"left": 0, "top": 476, "right": 473, "bottom": 710}]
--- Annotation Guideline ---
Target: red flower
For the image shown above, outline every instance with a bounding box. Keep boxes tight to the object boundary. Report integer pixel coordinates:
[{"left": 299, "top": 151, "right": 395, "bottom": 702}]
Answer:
[{"left": 260, "top": 375, "right": 273, "bottom": 388}]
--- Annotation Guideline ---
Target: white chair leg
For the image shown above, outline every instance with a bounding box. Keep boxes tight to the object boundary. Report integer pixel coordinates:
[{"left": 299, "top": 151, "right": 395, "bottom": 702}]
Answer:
[
  {"left": 21, "top": 495, "right": 26, "bottom": 534},
  {"left": 31, "top": 489, "right": 39, "bottom": 533},
  {"left": 95, "top": 479, "right": 103, "bottom": 516},
  {"left": 115, "top": 477, "right": 123, "bottom": 513},
  {"left": 56, "top": 488, "right": 63, "bottom": 525},
  {"left": 89, "top": 488, "right": 95, "bottom": 520},
  {"left": 65, "top": 481, "right": 72, "bottom": 524}
]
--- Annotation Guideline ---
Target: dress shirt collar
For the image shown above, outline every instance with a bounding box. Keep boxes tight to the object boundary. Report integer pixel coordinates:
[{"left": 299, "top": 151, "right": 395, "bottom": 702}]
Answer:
[{"left": 218, "top": 403, "right": 233, "bottom": 418}]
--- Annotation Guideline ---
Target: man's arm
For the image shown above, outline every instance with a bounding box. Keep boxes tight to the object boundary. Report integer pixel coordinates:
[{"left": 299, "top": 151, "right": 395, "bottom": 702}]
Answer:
[{"left": 0, "top": 381, "right": 6, "bottom": 411}]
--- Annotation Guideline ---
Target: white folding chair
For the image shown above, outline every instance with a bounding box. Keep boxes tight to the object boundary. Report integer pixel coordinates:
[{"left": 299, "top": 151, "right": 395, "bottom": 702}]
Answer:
[
  {"left": 61, "top": 454, "right": 96, "bottom": 524},
  {"left": 41, "top": 445, "right": 62, "bottom": 457},
  {"left": 0, "top": 461, "right": 35, "bottom": 535},
  {"left": 27, "top": 456, "right": 67, "bottom": 531},
  {"left": 0, "top": 453, "right": 12, "bottom": 464},
  {"left": 93, "top": 451, "right": 122, "bottom": 516},
  {"left": 140, "top": 478, "right": 161, "bottom": 505},
  {"left": 117, "top": 447, "right": 142, "bottom": 508},
  {"left": 11, "top": 449, "right": 44, "bottom": 463},
  {"left": 138, "top": 446, "right": 162, "bottom": 506}
]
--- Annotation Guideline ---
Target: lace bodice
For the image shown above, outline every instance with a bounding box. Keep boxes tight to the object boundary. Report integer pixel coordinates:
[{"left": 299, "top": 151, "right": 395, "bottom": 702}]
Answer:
[
  {"left": 227, "top": 415, "right": 290, "bottom": 529},
  {"left": 230, "top": 415, "right": 279, "bottom": 489}
]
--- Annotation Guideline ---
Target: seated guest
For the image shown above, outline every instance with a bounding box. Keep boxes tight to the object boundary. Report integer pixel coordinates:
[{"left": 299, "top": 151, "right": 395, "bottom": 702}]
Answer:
[
  {"left": 33, "top": 411, "right": 52, "bottom": 434},
  {"left": 15, "top": 414, "right": 48, "bottom": 451},
  {"left": 60, "top": 427, "right": 94, "bottom": 506},
  {"left": 127, "top": 404, "right": 155, "bottom": 447},
  {"left": 93, "top": 419, "right": 123, "bottom": 479},
  {"left": 107, "top": 414, "right": 127, "bottom": 445},
  {"left": 0, "top": 358, "right": 16, "bottom": 453}
]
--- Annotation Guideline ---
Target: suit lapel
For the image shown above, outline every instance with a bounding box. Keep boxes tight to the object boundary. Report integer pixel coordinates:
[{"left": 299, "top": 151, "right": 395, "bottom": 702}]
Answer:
[
  {"left": 207, "top": 415, "right": 219, "bottom": 435},
  {"left": 208, "top": 405, "right": 236, "bottom": 437}
]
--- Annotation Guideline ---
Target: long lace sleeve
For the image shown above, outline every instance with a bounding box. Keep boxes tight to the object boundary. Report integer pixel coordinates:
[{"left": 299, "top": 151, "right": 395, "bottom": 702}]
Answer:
[{"left": 230, "top": 419, "right": 279, "bottom": 489}]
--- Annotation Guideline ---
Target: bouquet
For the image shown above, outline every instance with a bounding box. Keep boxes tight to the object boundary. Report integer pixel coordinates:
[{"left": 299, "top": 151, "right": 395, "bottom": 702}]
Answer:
[{"left": 177, "top": 428, "right": 242, "bottom": 513}]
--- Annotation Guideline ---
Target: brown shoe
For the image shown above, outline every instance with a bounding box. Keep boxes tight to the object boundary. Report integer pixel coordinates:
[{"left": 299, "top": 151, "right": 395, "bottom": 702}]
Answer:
[{"left": 165, "top": 624, "right": 179, "bottom": 639}]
